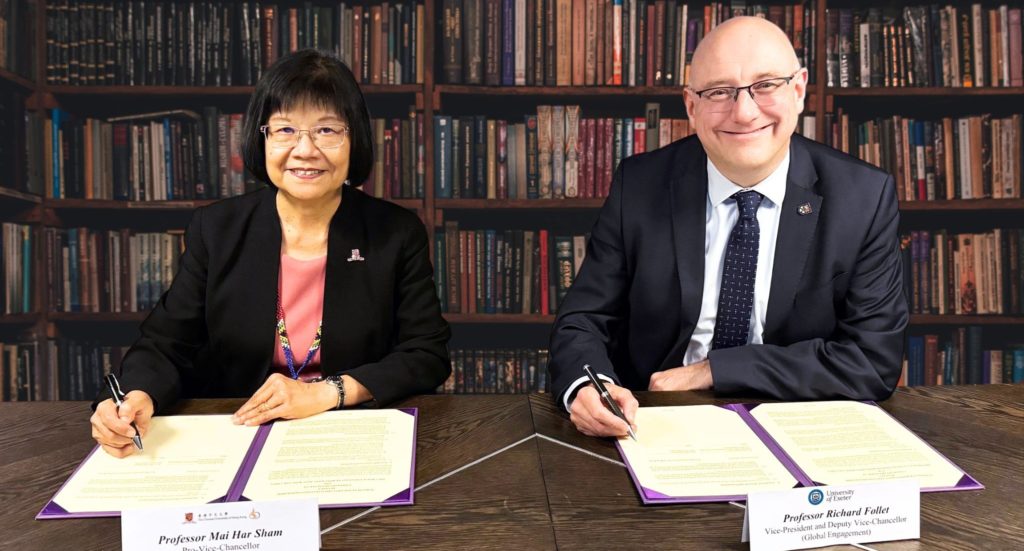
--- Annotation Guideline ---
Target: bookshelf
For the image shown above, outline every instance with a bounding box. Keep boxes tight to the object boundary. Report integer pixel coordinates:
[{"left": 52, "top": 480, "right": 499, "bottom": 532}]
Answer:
[{"left": 1, "top": 0, "right": 1022, "bottom": 401}]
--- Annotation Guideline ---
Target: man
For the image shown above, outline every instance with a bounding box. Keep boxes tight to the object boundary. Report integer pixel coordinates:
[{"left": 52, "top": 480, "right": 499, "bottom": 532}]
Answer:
[{"left": 549, "top": 16, "right": 908, "bottom": 438}]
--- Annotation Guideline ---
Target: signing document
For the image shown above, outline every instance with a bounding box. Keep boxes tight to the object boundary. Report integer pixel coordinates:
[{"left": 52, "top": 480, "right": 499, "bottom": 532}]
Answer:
[
  {"left": 616, "top": 402, "right": 981, "bottom": 505},
  {"left": 38, "top": 409, "right": 417, "bottom": 519}
]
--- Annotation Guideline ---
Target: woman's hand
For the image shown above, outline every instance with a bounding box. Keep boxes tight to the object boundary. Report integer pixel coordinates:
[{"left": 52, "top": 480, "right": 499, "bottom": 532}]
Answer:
[
  {"left": 232, "top": 373, "right": 339, "bottom": 426},
  {"left": 90, "top": 391, "right": 154, "bottom": 458}
]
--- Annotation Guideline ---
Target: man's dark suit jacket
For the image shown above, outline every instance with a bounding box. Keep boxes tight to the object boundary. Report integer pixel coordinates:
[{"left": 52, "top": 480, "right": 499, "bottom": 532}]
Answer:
[
  {"left": 549, "top": 134, "right": 908, "bottom": 404},
  {"left": 117, "top": 184, "right": 450, "bottom": 412}
]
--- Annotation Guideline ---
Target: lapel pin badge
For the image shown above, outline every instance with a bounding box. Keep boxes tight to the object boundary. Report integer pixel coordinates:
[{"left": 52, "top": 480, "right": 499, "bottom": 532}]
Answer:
[
  {"left": 797, "top": 203, "right": 813, "bottom": 216},
  {"left": 347, "top": 248, "right": 365, "bottom": 262}
]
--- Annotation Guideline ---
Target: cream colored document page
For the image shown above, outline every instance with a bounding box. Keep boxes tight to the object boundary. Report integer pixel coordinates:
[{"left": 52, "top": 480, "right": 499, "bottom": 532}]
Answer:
[
  {"left": 243, "top": 409, "right": 415, "bottom": 505},
  {"left": 749, "top": 401, "right": 963, "bottom": 487},
  {"left": 53, "top": 415, "right": 258, "bottom": 512},
  {"left": 619, "top": 405, "right": 798, "bottom": 497}
]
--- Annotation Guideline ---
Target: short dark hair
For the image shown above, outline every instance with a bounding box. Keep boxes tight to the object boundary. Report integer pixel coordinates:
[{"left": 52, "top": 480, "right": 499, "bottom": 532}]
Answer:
[{"left": 242, "top": 49, "right": 374, "bottom": 187}]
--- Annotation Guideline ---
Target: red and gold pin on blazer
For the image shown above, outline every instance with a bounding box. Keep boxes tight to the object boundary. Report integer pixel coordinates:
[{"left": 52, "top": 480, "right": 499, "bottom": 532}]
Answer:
[
  {"left": 798, "top": 203, "right": 813, "bottom": 215},
  {"left": 347, "top": 249, "right": 365, "bottom": 262}
]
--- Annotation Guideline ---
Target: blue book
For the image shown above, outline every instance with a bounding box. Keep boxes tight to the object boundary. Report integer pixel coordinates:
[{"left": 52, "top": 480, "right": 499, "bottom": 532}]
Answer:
[
  {"left": 433, "top": 116, "right": 452, "bottom": 198},
  {"left": 434, "top": 230, "right": 446, "bottom": 309},
  {"left": 501, "top": 0, "right": 515, "bottom": 85},
  {"left": 1014, "top": 349, "right": 1024, "bottom": 384},
  {"left": 21, "top": 226, "right": 30, "bottom": 313},
  {"left": 51, "top": 109, "right": 62, "bottom": 198},
  {"left": 163, "top": 119, "right": 174, "bottom": 199},
  {"left": 67, "top": 229, "right": 80, "bottom": 312},
  {"left": 907, "top": 336, "right": 924, "bottom": 386}
]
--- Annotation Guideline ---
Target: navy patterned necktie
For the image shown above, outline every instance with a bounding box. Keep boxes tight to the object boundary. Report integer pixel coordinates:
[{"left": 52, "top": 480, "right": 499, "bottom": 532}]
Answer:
[{"left": 712, "top": 190, "right": 765, "bottom": 350}]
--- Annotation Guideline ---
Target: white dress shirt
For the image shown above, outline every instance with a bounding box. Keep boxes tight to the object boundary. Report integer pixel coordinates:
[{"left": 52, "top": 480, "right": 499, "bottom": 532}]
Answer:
[{"left": 562, "top": 153, "right": 790, "bottom": 410}]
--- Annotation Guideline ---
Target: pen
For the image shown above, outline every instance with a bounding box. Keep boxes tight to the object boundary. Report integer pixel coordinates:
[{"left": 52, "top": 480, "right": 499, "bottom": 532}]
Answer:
[
  {"left": 104, "top": 373, "right": 143, "bottom": 451},
  {"left": 582, "top": 364, "right": 638, "bottom": 441}
]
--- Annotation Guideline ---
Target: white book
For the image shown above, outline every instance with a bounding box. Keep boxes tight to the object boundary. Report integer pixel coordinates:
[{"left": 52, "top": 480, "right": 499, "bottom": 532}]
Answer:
[{"left": 515, "top": 0, "right": 526, "bottom": 85}]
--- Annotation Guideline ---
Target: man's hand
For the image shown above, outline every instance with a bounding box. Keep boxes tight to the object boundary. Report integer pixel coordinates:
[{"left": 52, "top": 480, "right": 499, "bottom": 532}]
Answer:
[
  {"left": 648, "top": 360, "right": 713, "bottom": 391},
  {"left": 91, "top": 391, "right": 154, "bottom": 458},
  {"left": 569, "top": 383, "right": 639, "bottom": 438}
]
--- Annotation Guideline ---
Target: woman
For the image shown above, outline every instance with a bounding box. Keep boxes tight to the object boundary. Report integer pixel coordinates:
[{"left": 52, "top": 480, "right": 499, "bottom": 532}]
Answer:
[{"left": 90, "top": 50, "right": 450, "bottom": 458}]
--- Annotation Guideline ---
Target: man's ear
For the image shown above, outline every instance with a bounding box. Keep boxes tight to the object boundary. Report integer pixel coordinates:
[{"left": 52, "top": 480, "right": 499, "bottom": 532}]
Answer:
[
  {"left": 683, "top": 89, "right": 697, "bottom": 121},
  {"left": 793, "top": 68, "right": 810, "bottom": 114}
]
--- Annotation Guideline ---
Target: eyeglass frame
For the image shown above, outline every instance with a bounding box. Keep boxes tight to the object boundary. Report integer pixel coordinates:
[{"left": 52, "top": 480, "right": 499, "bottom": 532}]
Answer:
[
  {"left": 259, "top": 124, "right": 351, "bottom": 149},
  {"left": 688, "top": 70, "right": 802, "bottom": 106}
]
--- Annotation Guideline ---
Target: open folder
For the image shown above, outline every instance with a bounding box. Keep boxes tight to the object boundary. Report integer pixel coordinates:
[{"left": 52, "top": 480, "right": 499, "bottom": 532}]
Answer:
[
  {"left": 38, "top": 408, "right": 417, "bottom": 519},
  {"left": 616, "top": 401, "right": 982, "bottom": 504}
]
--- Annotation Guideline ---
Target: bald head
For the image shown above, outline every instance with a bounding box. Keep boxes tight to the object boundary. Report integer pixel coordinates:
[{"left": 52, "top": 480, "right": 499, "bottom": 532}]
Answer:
[{"left": 689, "top": 16, "right": 800, "bottom": 89}]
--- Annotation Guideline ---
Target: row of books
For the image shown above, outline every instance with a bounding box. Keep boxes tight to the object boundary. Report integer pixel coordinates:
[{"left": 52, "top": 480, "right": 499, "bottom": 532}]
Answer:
[
  {"left": 434, "top": 104, "right": 816, "bottom": 200},
  {"left": 441, "top": 0, "right": 815, "bottom": 87},
  {"left": 825, "top": 5, "right": 1024, "bottom": 89},
  {"left": 2, "top": 223, "right": 31, "bottom": 314},
  {"left": 828, "top": 113, "right": 1022, "bottom": 202},
  {"left": 368, "top": 112, "right": 427, "bottom": 200},
  {"left": 44, "top": 0, "right": 425, "bottom": 86},
  {"left": 43, "top": 227, "right": 182, "bottom": 314},
  {"left": 901, "top": 229, "right": 1024, "bottom": 316},
  {"left": 0, "top": 341, "right": 42, "bottom": 401},
  {"left": 434, "top": 222, "right": 587, "bottom": 315},
  {"left": 31, "top": 107, "right": 426, "bottom": 201},
  {"left": 903, "top": 329, "right": 1024, "bottom": 387},
  {"left": 0, "top": 0, "right": 36, "bottom": 80},
  {"left": 437, "top": 348, "right": 551, "bottom": 394},
  {"left": 36, "top": 108, "right": 254, "bottom": 201}
]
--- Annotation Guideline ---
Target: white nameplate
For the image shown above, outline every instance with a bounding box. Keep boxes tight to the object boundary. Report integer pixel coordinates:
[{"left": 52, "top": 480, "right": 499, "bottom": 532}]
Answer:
[
  {"left": 742, "top": 480, "right": 920, "bottom": 551},
  {"left": 122, "top": 498, "right": 320, "bottom": 551}
]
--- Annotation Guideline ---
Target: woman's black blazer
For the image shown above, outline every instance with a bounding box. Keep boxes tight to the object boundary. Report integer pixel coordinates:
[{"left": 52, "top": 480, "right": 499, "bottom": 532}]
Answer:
[{"left": 116, "top": 184, "right": 451, "bottom": 412}]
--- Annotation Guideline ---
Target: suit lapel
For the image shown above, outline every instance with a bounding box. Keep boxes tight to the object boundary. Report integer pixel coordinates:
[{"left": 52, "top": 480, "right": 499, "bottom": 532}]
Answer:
[
  {"left": 665, "top": 140, "right": 708, "bottom": 368},
  {"left": 764, "top": 138, "right": 821, "bottom": 339},
  {"left": 320, "top": 185, "right": 372, "bottom": 374},
  {"left": 247, "top": 188, "right": 283, "bottom": 381}
]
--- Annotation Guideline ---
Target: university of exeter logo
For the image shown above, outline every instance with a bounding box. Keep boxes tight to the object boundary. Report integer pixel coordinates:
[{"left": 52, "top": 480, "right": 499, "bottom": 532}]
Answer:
[{"left": 808, "top": 489, "right": 824, "bottom": 505}]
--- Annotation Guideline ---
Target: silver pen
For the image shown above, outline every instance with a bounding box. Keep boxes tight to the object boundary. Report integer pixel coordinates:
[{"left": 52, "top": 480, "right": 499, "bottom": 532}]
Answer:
[{"left": 582, "top": 364, "right": 638, "bottom": 441}]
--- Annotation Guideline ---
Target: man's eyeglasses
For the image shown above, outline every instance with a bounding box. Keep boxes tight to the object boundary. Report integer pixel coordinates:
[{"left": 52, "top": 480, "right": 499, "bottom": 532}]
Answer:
[
  {"left": 690, "top": 70, "right": 801, "bottom": 113},
  {"left": 260, "top": 125, "right": 350, "bottom": 149}
]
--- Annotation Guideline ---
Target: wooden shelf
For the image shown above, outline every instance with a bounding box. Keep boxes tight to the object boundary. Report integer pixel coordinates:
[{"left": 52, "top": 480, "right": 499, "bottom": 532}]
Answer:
[
  {"left": 0, "top": 68, "right": 36, "bottom": 91},
  {"left": 444, "top": 314, "right": 555, "bottom": 324},
  {"left": 436, "top": 198, "right": 605, "bottom": 209},
  {"left": 49, "top": 312, "right": 148, "bottom": 322},
  {"left": 388, "top": 198, "right": 424, "bottom": 210},
  {"left": 910, "top": 314, "right": 1024, "bottom": 326},
  {"left": 45, "top": 84, "right": 421, "bottom": 96},
  {"left": 900, "top": 199, "right": 1024, "bottom": 212},
  {"left": 0, "top": 187, "right": 43, "bottom": 204},
  {"left": 437, "top": 84, "right": 818, "bottom": 97},
  {"left": 829, "top": 86, "right": 1024, "bottom": 97},
  {"left": 45, "top": 198, "right": 215, "bottom": 211},
  {"left": 0, "top": 313, "right": 40, "bottom": 324}
]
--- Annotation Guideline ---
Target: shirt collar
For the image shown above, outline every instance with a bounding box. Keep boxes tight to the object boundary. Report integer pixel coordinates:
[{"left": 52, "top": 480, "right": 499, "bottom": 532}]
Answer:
[{"left": 706, "top": 150, "right": 790, "bottom": 209}]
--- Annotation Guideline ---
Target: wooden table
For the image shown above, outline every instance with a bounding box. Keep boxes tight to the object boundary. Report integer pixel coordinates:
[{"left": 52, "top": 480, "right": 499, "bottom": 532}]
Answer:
[{"left": 1, "top": 385, "right": 1021, "bottom": 550}]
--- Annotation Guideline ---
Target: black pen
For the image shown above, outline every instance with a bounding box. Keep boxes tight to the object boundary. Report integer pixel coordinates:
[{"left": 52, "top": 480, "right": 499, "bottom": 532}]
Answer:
[
  {"left": 582, "top": 364, "right": 638, "bottom": 441},
  {"left": 104, "top": 373, "right": 143, "bottom": 450}
]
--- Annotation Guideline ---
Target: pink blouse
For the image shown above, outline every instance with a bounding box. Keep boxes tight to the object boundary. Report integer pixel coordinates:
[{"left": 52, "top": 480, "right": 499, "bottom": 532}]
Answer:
[{"left": 273, "top": 253, "right": 327, "bottom": 381}]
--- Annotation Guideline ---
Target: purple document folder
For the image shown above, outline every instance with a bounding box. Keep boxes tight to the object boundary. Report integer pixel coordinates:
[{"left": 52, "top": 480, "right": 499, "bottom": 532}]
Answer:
[
  {"left": 616, "top": 402, "right": 983, "bottom": 505},
  {"left": 37, "top": 408, "right": 418, "bottom": 519}
]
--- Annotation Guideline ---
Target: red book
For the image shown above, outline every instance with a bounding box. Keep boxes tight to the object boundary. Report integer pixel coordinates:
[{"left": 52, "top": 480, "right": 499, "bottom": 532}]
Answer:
[
  {"left": 539, "top": 229, "right": 550, "bottom": 316},
  {"left": 595, "top": 118, "right": 606, "bottom": 198},
  {"left": 459, "top": 231, "right": 471, "bottom": 313},
  {"left": 584, "top": 118, "right": 596, "bottom": 198},
  {"left": 603, "top": 116, "right": 614, "bottom": 196},
  {"left": 391, "top": 119, "right": 402, "bottom": 198},
  {"left": 646, "top": 3, "right": 656, "bottom": 87},
  {"left": 634, "top": 116, "right": 646, "bottom": 154},
  {"left": 353, "top": 7, "right": 364, "bottom": 82}
]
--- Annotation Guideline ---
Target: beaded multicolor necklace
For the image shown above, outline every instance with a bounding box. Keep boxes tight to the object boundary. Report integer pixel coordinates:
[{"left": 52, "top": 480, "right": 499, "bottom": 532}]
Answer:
[{"left": 276, "top": 293, "right": 322, "bottom": 380}]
